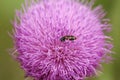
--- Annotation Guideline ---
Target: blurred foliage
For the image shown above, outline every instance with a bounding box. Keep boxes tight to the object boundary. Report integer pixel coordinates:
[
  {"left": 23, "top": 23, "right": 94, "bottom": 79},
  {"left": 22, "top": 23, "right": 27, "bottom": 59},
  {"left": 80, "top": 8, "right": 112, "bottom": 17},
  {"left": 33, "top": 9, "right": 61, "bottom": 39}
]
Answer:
[{"left": 0, "top": 0, "right": 120, "bottom": 80}]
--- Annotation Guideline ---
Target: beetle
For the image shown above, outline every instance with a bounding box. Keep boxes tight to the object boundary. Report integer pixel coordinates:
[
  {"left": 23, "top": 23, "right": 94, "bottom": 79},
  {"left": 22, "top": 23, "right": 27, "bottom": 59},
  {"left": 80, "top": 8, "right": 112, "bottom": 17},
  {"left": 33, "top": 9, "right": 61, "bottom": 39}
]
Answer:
[{"left": 60, "top": 35, "right": 77, "bottom": 42}]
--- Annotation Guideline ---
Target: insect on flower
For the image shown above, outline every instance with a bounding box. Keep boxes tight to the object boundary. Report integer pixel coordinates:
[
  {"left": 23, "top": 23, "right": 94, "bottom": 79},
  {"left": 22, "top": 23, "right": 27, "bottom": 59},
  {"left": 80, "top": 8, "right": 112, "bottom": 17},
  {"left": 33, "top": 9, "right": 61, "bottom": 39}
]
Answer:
[
  {"left": 12, "top": 0, "right": 113, "bottom": 80},
  {"left": 60, "top": 35, "right": 77, "bottom": 42}
]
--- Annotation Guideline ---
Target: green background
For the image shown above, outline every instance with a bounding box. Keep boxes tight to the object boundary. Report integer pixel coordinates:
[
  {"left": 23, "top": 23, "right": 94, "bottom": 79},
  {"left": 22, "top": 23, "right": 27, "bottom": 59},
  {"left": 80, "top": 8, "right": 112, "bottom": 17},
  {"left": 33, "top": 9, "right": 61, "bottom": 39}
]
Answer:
[{"left": 0, "top": 0, "right": 120, "bottom": 80}]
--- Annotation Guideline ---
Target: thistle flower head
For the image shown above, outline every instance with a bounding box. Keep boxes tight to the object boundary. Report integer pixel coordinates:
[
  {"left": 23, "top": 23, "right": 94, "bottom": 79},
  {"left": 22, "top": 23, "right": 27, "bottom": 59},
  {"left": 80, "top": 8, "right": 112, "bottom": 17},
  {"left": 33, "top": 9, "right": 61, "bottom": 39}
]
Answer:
[{"left": 13, "top": 0, "right": 112, "bottom": 80}]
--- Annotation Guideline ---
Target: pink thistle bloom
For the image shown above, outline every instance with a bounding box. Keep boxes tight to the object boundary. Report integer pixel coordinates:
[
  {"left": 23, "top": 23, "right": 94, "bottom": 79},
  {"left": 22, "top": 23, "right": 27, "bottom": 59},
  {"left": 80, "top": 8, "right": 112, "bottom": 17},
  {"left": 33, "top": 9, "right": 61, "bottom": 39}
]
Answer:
[{"left": 12, "top": 0, "right": 112, "bottom": 80}]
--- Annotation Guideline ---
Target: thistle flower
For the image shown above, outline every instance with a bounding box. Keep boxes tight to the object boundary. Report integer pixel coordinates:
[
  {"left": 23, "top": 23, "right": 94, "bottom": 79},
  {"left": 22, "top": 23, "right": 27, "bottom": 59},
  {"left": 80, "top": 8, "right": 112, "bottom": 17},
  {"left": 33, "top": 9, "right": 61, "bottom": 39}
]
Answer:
[{"left": 12, "top": 0, "right": 112, "bottom": 80}]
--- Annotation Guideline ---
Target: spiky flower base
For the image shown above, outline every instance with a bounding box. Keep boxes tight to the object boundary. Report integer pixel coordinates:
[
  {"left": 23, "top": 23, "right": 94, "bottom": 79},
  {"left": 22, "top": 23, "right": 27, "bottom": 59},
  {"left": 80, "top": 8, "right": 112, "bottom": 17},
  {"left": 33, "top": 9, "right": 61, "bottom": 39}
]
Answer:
[{"left": 13, "top": 0, "right": 112, "bottom": 80}]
